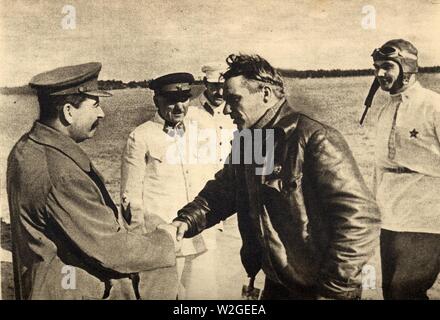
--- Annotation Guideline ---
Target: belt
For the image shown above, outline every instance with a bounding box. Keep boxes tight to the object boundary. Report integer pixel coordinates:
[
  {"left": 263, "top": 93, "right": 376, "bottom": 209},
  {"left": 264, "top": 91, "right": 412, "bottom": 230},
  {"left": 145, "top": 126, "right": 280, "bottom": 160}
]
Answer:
[{"left": 384, "top": 167, "right": 415, "bottom": 174}]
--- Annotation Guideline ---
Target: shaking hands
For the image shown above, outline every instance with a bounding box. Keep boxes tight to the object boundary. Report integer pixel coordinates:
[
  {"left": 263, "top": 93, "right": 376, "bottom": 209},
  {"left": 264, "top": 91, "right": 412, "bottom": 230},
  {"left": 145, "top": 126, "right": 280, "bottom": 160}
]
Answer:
[{"left": 156, "top": 221, "right": 189, "bottom": 253}]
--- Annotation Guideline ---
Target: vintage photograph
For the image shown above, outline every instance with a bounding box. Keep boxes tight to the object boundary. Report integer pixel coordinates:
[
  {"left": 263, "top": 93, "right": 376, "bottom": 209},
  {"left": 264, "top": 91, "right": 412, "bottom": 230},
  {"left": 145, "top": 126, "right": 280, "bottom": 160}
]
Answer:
[{"left": 1, "top": 0, "right": 439, "bottom": 301}]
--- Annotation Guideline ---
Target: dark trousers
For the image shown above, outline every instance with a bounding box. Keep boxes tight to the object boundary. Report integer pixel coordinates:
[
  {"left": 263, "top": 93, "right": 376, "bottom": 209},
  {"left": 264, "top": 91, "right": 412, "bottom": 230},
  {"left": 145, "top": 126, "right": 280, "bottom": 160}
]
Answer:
[
  {"left": 261, "top": 277, "right": 317, "bottom": 300},
  {"left": 380, "top": 229, "right": 440, "bottom": 300}
]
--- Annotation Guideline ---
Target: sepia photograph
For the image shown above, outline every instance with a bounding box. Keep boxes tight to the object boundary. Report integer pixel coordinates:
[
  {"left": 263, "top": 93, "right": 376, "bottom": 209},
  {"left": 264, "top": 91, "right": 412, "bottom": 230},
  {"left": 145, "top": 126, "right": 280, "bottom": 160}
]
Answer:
[{"left": 1, "top": 0, "right": 439, "bottom": 303}]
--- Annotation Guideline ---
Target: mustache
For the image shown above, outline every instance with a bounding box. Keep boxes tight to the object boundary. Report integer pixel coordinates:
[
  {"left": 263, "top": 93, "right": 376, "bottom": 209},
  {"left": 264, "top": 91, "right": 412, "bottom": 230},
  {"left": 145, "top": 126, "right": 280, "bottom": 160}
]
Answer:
[{"left": 171, "top": 106, "right": 186, "bottom": 114}]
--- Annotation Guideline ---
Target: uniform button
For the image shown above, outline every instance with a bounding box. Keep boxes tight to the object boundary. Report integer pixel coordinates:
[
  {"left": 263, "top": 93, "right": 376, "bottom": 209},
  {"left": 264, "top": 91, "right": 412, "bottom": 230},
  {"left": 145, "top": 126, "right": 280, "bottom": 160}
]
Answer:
[
  {"left": 219, "top": 142, "right": 222, "bottom": 145},
  {"left": 219, "top": 126, "right": 223, "bottom": 129}
]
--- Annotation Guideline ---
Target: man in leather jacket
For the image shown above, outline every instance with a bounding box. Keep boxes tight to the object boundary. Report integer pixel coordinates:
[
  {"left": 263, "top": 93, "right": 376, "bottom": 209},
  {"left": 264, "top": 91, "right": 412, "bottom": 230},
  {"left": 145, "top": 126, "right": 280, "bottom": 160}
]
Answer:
[{"left": 172, "top": 54, "right": 381, "bottom": 300}]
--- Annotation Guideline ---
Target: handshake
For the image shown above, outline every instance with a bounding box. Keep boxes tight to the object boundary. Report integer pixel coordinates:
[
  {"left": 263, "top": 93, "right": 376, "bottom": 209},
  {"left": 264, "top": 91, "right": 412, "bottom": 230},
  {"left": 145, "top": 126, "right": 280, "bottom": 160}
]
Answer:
[{"left": 157, "top": 221, "right": 189, "bottom": 253}]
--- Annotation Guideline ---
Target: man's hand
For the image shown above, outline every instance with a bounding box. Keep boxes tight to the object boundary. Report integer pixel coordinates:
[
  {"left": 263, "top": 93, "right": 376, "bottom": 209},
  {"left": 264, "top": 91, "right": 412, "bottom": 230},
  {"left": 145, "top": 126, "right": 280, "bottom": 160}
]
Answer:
[
  {"left": 157, "top": 223, "right": 182, "bottom": 253},
  {"left": 171, "top": 221, "right": 189, "bottom": 241}
]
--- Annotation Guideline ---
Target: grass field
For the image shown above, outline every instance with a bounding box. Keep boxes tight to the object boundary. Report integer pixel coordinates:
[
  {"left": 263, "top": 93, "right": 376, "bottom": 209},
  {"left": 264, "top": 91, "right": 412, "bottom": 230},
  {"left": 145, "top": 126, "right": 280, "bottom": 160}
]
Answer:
[{"left": 1, "top": 74, "right": 440, "bottom": 299}]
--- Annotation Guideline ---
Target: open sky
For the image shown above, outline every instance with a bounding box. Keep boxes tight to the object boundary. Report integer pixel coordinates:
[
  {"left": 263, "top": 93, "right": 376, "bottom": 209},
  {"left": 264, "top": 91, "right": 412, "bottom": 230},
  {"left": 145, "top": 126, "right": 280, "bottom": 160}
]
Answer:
[{"left": 1, "top": 0, "right": 439, "bottom": 86}]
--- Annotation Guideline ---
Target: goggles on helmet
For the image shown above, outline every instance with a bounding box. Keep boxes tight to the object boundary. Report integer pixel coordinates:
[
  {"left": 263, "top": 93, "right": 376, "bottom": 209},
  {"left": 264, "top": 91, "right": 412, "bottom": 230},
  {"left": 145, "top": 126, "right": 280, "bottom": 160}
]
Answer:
[{"left": 371, "top": 46, "right": 417, "bottom": 61}]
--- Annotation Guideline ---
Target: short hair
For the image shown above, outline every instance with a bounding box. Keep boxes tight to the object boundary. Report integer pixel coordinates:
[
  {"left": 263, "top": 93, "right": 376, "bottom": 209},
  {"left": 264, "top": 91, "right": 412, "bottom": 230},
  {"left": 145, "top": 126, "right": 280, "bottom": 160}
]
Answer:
[
  {"left": 223, "top": 54, "right": 285, "bottom": 98},
  {"left": 37, "top": 93, "right": 88, "bottom": 122}
]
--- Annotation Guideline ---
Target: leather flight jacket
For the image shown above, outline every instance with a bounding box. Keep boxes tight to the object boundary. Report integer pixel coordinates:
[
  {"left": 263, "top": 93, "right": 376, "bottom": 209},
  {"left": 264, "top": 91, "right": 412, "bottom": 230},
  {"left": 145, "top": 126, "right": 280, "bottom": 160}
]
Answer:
[{"left": 175, "top": 101, "right": 381, "bottom": 299}]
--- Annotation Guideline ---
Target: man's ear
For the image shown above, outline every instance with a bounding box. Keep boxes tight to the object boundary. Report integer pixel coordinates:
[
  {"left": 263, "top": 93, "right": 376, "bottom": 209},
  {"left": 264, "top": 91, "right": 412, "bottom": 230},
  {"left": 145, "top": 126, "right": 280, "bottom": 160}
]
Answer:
[
  {"left": 153, "top": 95, "right": 159, "bottom": 107},
  {"left": 62, "top": 103, "right": 75, "bottom": 125},
  {"left": 262, "top": 85, "right": 272, "bottom": 103}
]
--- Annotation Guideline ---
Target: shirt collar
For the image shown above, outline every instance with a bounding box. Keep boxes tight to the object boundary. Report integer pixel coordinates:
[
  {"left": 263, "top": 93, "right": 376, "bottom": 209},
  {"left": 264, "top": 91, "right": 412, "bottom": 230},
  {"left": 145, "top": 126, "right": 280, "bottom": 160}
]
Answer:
[
  {"left": 153, "top": 111, "right": 186, "bottom": 137},
  {"left": 203, "top": 102, "right": 215, "bottom": 116},
  {"left": 28, "top": 121, "right": 92, "bottom": 172},
  {"left": 390, "top": 81, "right": 421, "bottom": 102},
  {"left": 200, "top": 91, "right": 225, "bottom": 116}
]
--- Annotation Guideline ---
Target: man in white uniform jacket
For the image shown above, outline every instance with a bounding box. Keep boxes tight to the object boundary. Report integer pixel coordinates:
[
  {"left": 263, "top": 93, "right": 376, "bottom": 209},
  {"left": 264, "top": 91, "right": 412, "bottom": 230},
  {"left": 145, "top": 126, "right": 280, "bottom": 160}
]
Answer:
[
  {"left": 191, "top": 63, "right": 237, "bottom": 232},
  {"left": 366, "top": 39, "right": 440, "bottom": 299},
  {"left": 120, "top": 73, "right": 220, "bottom": 299},
  {"left": 192, "top": 63, "right": 236, "bottom": 168}
]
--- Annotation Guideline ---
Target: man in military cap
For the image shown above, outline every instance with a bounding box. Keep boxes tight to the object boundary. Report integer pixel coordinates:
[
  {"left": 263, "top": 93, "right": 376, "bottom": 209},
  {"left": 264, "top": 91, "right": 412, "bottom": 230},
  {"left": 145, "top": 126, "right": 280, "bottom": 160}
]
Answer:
[
  {"left": 365, "top": 39, "right": 440, "bottom": 299},
  {"left": 192, "top": 63, "right": 236, "bottom": 168},
  {"left": 6, "top": 62, "right": 180, "bottom": 300},
  {"left": 120, "top": 72, "right": 220, "bottom": 299}
]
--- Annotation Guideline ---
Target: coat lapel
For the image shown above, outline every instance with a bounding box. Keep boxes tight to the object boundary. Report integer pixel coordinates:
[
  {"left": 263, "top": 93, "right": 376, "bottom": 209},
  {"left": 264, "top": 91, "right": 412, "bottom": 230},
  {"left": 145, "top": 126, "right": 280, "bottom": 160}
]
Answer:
[
  {"left": 29, "top": 122, "right": 92, "bottom": 172},
  {"left": 29, "top": 122, "right": 118, "bottom": 218},
  {"left": 258, "top": 101, "right": 300, "bottom": 183}
]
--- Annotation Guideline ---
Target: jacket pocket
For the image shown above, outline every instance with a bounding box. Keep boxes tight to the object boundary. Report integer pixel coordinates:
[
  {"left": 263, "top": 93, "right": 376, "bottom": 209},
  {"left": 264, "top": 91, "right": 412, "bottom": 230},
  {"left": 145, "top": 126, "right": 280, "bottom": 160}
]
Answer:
[{"left": 148, "top": 144, "right": 164, "bottom": 163}]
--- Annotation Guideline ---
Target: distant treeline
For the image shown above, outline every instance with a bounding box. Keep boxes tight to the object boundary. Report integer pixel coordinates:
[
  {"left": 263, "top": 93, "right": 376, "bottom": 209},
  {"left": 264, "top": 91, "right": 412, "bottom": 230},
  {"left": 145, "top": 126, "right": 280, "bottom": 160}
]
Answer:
[
  {"left": 278, "top": 66, "right": 440, "bottom": 79},
  {"left": 98, "top": 80, "right": 150, "bottom": 90},
  {"left": 99, "top": 66, "right": 440, "bottom": 90},
  {"left": 98, "top": 79, "right": 204, "bottom": 90},
  {"left": 2, "top": 66, "right": 439, "bottom": 94}
]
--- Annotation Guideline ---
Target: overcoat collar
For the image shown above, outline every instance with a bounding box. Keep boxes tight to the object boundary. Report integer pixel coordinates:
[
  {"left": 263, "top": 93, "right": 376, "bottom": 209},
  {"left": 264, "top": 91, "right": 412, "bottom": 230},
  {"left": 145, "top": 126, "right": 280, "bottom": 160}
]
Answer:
[{"left": 28, "top": 121, "right": 92, "bottom": 172}]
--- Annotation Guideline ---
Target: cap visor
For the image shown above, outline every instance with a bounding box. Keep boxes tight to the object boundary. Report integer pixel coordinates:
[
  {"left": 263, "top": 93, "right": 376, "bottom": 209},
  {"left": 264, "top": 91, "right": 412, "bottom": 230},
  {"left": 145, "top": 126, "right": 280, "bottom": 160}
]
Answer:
[
  {"left": 163, "top": 90, "right": 192, "bottom": 97},
  {"left": 83, "top": 90, "right": 112, "bottom": 97},
  {"left": 205, "top": 78, "right": 225, "bottom": 83}
]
